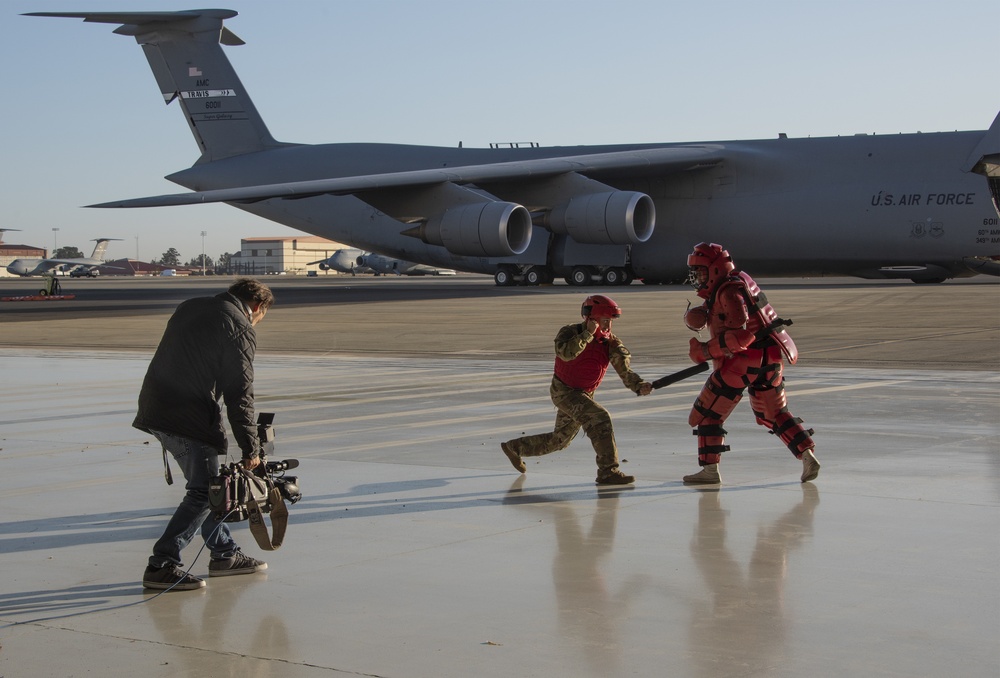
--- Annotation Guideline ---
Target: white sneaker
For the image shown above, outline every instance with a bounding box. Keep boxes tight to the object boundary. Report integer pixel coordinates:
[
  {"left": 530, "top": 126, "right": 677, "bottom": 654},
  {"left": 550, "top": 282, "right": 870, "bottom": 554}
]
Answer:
[{"left": 800, "top": 450, "right": 820, "bottom": 483}]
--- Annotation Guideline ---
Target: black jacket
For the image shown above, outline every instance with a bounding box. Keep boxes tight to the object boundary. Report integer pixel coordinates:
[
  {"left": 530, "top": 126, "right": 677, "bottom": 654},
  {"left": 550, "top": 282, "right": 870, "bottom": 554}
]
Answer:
[{"left": 133, "top": 292, "right": 260, "bottom": 458}]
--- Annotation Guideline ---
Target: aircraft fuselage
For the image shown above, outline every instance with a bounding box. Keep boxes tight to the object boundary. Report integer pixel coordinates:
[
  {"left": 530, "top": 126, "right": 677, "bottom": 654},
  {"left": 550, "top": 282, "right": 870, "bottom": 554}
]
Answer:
[{"left": 167, "top": 131, "right": 996, "bottom": 282}]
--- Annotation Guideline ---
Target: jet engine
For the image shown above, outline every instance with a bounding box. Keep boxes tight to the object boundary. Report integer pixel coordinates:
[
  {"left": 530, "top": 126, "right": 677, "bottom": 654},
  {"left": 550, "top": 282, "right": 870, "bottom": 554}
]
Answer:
[
  {"left": 404, "top": 202, "right": 532, "bottom": 257},
  {"left": 356, "top": 253, "right": 396, "bottom": 274},
  {"left": 546, "top": 191, "right": 655, "bottom": 245}
]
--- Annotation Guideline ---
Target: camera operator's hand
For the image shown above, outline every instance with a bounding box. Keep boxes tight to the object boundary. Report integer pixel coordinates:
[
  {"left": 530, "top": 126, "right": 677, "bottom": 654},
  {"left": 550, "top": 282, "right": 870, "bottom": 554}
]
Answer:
[{"left": 241, "top": 455, "right": 261, "bottom": 471}]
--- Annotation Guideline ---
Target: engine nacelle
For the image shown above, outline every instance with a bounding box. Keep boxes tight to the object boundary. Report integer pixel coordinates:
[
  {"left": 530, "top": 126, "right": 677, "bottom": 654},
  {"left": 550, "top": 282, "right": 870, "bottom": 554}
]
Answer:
[
  {"left": 406, "top": 202, "right": 532, "bottom": 257},
  {"left": 318, "top": 262, "right": 331, "bottom": 270},
  {"left": 357, "top": 253, "right": 392, "bottom": 274},
  {"left": 546, "top": 191, "right": 655, "bottom": 245}
]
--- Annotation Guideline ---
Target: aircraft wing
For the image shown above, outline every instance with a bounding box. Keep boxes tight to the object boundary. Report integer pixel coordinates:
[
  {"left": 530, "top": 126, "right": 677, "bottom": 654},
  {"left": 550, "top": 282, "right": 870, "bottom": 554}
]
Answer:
[
  {"left": 46, "top": 258, "right": 97, "bottom": 268},
  {"left": 88, "top": 146, "right": 723, "bottom": 208}
]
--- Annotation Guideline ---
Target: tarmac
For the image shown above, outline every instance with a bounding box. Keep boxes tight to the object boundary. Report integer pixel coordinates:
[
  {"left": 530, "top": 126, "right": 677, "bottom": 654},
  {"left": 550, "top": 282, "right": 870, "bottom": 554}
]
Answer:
[{"left": 0, "top": 275, "right": 998, "bottom": 677}]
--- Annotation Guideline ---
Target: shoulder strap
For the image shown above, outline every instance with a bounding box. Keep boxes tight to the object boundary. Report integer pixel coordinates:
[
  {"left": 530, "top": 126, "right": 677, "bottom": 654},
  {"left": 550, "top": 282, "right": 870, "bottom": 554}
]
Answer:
[{"left": 239, "top": 468, "right": 288, "bottom": 551}]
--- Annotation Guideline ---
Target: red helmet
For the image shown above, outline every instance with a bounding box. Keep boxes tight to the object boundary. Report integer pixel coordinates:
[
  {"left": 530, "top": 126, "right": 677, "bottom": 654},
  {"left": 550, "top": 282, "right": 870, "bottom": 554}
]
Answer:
[
  {"left": 581, "top": 294, "right": 622, "bottom": 320},
  {"left": 687, "top": 242, "right": 735, "bottom": 293}
]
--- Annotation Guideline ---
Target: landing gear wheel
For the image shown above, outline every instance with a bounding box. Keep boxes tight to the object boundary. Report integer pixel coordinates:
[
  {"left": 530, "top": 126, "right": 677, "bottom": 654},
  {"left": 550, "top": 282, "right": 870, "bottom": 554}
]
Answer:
[
  {"left": 602, "top": 267, "right": 626, "bottom": 285},
  {"left": 494, "top": 267, "right": 516, "bottom": 287},
  {"left": 569, "top": 266, "right": 594, "bottom": 286},
  {"left": 525, "top": 266, "right": 549, "bottom": 286}
]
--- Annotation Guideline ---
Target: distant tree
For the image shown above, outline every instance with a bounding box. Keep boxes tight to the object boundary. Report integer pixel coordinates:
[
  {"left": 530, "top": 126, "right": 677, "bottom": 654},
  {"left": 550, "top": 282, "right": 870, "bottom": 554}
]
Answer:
[
  {"left": 217, "top": 252, "right": 233, "bottom": 273},
  {"left": 54, "top": 246, "right": 84, "bottom": 258},
  {"left": 187, "top": 254, "right": 214, "bottom": 270},
  {"left": 159, "top": 248, "right": 181, "bottom": 266}
]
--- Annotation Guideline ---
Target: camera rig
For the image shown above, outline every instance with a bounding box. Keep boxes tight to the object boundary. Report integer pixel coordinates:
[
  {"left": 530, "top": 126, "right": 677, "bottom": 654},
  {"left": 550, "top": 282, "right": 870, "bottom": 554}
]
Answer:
[
  {"left": 255, "top": 412, "right": 302, "bottom": 505},
  {"left": 207, "top": 413, "right": 302, "bottom": 550}
]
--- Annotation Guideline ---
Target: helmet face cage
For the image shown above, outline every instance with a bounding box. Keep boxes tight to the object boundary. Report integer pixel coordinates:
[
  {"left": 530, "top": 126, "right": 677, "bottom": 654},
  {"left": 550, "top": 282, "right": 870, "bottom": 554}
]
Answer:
[
  {"left": 582, "top": 294, "right": 622, "bottom": 320},
  {"left": 686, "top": 266, "right": 706, "bottom": 290},
  {"left": 687, "top": 242, "right": 733, "bottom": 291}
]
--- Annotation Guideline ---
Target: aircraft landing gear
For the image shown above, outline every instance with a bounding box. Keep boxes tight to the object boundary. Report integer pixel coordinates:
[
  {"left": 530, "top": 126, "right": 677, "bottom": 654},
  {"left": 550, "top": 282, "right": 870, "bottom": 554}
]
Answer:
[
  {"left": 494, "top": 265, "right": 518, "bottom": 287},
  {"left": 567, "top": 266, "right": 596, "bottom": 286},
  {"left": 494, "top": 263, "right": 634, "bottom": 286},
  {"left": 602, "top": 267, "right": 631, "bottom": 286},
  {"left": 495, "top": 264, "right": 554, "bottom": 286},
  {"left": 524, "top": 266, "right": 552, "bottom": 286}
]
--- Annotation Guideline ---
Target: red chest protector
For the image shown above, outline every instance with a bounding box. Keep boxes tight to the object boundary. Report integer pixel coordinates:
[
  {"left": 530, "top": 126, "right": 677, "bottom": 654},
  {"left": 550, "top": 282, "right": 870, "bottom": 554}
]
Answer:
[{"left": 554, "top": 336, "right": 610, "bottom": 391}]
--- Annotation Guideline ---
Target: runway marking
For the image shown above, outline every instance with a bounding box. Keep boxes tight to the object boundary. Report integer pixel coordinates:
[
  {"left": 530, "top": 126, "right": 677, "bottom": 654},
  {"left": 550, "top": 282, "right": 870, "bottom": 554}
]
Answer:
[
  {"left": 802, "top": 327, "right": 997, "bottom": 355},
  {"left": 1, "top": 470, "right": 154, "bottom": 498},
  {"left": 787, "top": 380, "right": 908, "bottom": 396}
]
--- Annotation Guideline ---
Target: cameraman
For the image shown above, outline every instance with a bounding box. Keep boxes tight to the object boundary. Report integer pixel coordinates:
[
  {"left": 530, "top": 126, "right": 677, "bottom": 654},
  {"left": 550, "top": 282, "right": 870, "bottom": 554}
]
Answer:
[{"left": 134, "top": 278, "right": 275, "bottom": 591}]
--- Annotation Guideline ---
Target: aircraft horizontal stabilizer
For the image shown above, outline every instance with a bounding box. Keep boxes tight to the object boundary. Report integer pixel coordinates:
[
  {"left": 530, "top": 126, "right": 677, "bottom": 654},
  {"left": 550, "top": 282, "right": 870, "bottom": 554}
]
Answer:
[
  {"left": 23, "top": 10, "right": 238, "bottom": 26},
  {"left": 25, "top": 10, "right": 247, "bottom": 46}
]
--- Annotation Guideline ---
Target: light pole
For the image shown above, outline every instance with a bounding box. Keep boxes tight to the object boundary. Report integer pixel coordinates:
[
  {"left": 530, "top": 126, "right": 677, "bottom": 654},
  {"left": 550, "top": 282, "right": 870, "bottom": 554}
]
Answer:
[
  {"left": 52, "top": 227, "right": 59, "bottom": 256},
  {"left": 201, "top": 231, "right": 207, "bottom": 276}
]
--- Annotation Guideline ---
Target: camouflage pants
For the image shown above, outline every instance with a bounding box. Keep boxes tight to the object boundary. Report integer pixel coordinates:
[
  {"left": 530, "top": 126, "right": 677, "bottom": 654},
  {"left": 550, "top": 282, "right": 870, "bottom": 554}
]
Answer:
[{"left": 504, "top": 377, "right": 621, "bottom": 474}]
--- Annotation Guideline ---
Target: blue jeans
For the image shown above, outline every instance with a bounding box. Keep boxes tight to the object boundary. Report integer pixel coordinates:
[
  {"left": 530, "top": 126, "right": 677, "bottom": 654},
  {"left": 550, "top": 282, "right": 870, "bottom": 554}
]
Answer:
[{"left": 149, "top": 430, "right": 238, "bottom": 568}]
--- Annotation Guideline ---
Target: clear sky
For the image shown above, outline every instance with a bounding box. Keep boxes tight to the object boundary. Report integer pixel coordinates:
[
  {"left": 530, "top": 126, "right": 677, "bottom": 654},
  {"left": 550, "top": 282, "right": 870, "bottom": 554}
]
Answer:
[{"left": 2, "top": 0, "right": 997, "bottom": 264}]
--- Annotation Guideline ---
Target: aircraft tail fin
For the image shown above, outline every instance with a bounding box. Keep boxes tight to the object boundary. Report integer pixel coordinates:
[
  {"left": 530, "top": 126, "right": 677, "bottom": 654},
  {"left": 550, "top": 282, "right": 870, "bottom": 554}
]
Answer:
[
  {"left": 967, "top": 111, "right": 1000, "bottom": 215},
  {"left": 26, "top": 10, "right": 282, "bottom": 162},
  {"left": 90, "top": 238, "right": 115, "bottom": 259}
]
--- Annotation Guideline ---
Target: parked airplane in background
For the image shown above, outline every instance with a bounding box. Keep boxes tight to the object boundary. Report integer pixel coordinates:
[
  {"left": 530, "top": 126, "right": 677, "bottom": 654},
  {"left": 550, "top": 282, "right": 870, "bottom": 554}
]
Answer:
[
  {"left": 356, "top": 253, "right": 456, "bottom": 277},
  {"left": 6, "top": 238, "right": 121, "bottom": 277},
  {"left": 309, "top": 248, "right": 456, "bottom": 276},
  {"left": 27, "top": 10, "right": 1000, "bottom": 285},
  {"left": 308, "top": 248, "right": 371, "bottom": 275}
]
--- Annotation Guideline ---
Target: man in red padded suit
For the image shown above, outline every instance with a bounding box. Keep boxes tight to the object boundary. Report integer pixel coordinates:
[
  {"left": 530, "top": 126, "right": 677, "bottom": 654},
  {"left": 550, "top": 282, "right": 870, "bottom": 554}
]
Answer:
[{"left": 681, "top": 242, "right": 820, "bottom": 485}]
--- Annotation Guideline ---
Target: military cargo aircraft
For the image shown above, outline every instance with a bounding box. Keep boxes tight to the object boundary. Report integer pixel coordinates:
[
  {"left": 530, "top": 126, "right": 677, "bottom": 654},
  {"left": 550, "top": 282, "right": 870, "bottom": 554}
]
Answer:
[
  {"left": 6, "top": 238, "right": 121, "bottom": 278},
  {"left": 26, "top": 10, "right": 1000, "bottom": 285},
  {"left": 307, "top": 248, "right": 372, "bottom": 276},
  {"left": 355, "top": 253, "right": 456, "bottom": 277},
  {"left": 308, "top": 249, "right": 455, "bottom": 277}
]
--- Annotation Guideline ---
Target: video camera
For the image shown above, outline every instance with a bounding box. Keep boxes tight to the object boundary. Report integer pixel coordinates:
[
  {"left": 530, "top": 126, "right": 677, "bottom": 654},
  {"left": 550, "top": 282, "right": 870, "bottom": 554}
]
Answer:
[{"left": 208, "top": 413, "right": 302, "bottom": 522}]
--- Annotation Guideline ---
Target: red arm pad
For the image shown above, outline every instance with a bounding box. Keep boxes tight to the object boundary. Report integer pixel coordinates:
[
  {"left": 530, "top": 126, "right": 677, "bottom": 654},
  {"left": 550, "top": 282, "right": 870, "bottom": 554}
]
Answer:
[
  {"left": 689, "top": 337, "right": 710, "bottom": 363},
  {"left": 705, "top": 329, "right": 756, "bottom": 359},
  {"left": 726, "top": 329, "right": 756, "bottom": 352}
]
